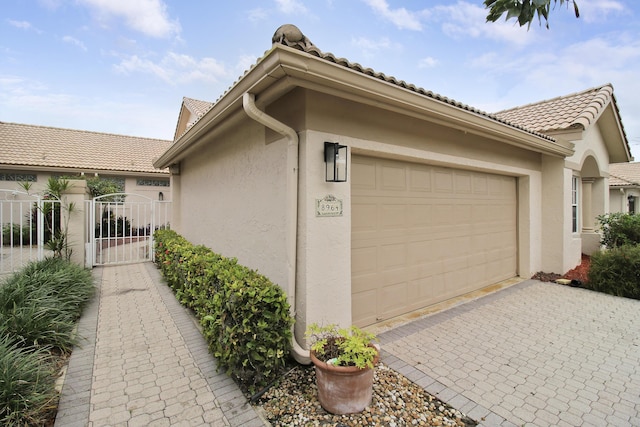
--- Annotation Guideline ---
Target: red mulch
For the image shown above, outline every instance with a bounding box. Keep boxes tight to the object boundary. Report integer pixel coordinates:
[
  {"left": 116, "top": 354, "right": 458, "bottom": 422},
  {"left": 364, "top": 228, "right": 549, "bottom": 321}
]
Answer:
[{"left": 531, "top": 254, "right": 590, "bottom": 285}]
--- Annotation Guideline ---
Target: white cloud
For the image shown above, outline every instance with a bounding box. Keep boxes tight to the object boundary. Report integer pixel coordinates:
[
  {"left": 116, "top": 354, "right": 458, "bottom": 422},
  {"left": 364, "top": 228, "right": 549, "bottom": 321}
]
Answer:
[
  {"left": 248, "top": 8, "right": 268, "bottom": 22},
  {"left": 576, "top": 0, "right": 625, "bottom": 23},
  {"left": 0, "top": 75, "right": 76, "bottom": 115},
  {"left": 114, "top": 55, "right": 171, "bottom": 81},
  {"left": 351, "top": 36, "right": 400, "bottom": 58},
  {"left": 63, "top": 36, "right": 88, "bottom": 51},
  {"left": 8, "top": 20, "right": 32, "bottom": 30},
  {"left": 38, "top": 0, "right": 62, "bottom": 10},
  {"left": 362, "top": 0, "right": 424, "bottom": 31},
  {"left": 77, "top": 0, "right": 181, "bottom": 38},
  {"left": 275, "top": 0, "right": 307, "bottom": 15},
  {"left": 236, "top": 54, "right": 259, "bottom": 75},
  {"left": 0, "top": 74, "right": 176, "bottom": 139},
  {"left": 113, "top": 52, "right": 230, "bottom": 84},
  {"left": 418, "top": 57, "right": 439, "bottom": 69},
  {"left": 7, "top": 20, "right": 42, "bottom": 33},
  {"left": 477, "top": 36, "right": 640, "bottom": 87},
  {"left": 468, "top": 34, "right": 640, "bottom": 157},
  {"left": 434, "top": 1, "right": 535, "bottom": 47}
]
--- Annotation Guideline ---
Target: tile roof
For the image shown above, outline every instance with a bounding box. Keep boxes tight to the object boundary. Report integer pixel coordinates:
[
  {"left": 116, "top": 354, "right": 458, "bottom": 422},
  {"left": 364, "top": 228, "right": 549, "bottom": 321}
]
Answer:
[
  {"left": 173, "top": 97, "right": 214, "bottom": 141},
  {"left": 0, "top": 122, "right": 172, "bottom": 174},
  {"left": 183, "top": 97, "right": 213, "bottom": 119},
  {"left": 191, "top": 25, "right": 555, "bottom": 143},
  {"left": 609, "top": 162, "right": 640, "bottom": 187},
  {"left": 493, "top": 85, "right": 616, "bottom": 133}
]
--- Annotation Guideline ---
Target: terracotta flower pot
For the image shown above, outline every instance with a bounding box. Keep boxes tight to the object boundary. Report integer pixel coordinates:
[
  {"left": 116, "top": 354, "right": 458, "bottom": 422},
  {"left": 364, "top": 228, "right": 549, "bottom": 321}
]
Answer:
[{"left": 310, "top": 348, "right": 378, "bottom": 415}]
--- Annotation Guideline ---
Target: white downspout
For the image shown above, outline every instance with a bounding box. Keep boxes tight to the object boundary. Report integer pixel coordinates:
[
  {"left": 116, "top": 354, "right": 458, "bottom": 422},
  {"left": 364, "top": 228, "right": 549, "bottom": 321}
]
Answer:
[{"left": 242, "top": 92, "right": 310, "bottom": 364}]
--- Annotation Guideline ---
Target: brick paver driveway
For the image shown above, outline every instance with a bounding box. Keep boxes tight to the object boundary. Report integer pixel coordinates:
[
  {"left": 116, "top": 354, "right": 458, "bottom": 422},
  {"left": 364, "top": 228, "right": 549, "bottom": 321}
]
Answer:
[{"left": 379, "top": 280, "right": 640, "bottom": 426}]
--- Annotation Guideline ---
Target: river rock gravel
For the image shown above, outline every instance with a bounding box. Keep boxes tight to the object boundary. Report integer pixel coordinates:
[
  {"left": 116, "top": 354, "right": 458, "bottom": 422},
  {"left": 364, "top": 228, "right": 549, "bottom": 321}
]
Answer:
[{"left": 254, "top": 362, "right": 477, "bottom": 426}]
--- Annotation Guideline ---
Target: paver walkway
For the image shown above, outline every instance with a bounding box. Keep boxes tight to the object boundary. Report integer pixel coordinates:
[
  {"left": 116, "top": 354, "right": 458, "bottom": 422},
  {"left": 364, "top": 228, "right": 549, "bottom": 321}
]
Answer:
[
  {"left": 55, "top": 262, "right": 640, "bottom": 427},
  {"left": 55, "top": 262, "right": 266, "bottom": 426},
  {"left": 379, "top": 280, "right": 640, "bottom": 427}
]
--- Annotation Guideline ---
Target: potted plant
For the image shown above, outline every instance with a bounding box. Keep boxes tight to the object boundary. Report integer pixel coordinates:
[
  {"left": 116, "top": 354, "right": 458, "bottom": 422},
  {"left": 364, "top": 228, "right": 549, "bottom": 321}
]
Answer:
[{"left": 305, "top": 323, "right": 379, "bottom": 415}]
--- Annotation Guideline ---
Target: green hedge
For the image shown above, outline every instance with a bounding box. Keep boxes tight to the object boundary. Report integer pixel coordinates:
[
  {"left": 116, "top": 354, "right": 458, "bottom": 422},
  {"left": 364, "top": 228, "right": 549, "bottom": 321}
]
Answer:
[
  {"left": 154, "top": 229, "right": 293, "bottom": 394},
  {"left": 586, "top": 245, "right": 640, "bottom": 300}
]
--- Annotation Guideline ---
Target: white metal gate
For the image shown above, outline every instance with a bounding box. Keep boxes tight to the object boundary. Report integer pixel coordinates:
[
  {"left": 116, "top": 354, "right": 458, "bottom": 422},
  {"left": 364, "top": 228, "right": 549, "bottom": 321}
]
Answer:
[
  {"left": 0, "top": 189, "right": 57, "bottom": 275},
  {"left": 88, "top": 193, "right": 171, "bottom": 266}
]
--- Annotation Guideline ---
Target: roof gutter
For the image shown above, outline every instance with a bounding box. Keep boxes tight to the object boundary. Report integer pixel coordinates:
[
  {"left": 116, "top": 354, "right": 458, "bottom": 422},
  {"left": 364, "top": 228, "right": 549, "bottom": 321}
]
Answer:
[{"left": 242, "top": 92, "right": 310, "bottom": 365}]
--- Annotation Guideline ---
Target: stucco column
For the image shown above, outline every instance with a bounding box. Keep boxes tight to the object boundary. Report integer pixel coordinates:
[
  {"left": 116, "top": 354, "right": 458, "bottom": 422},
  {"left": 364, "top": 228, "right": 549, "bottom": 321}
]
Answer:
[
  {"left": 169, "top": 164, "right": 181, "bottom": 232},
  {"left": 60, "top": 179, "right": 90, "bottom": 267},
  {"left": 540, "top": 155, "right": 566, "bottom": 274},
  {"left": 581, "top": 178, "right": 594, "bottom": 232}
]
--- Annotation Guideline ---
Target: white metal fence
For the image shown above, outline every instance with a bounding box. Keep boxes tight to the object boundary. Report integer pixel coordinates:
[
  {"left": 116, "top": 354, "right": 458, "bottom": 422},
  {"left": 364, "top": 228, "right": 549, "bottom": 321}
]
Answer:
[
  {"left": 88, "top": 194, "right": 171, "bottom": 266},
  {"left": 0, "top": 189, "right": 58, "bottom": 275}
]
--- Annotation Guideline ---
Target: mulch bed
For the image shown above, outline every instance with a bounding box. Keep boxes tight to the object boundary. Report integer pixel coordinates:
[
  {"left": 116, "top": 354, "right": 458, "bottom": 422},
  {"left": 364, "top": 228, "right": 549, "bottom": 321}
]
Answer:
[{"left": 531, "top": 254, "right": 590, "bottom": 285}]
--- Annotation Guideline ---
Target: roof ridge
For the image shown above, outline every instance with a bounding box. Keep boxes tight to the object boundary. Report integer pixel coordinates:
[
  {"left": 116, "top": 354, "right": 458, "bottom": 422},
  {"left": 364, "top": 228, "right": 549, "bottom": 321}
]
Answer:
[
  {"left": 0, "top": 121, "right": 171, "bottom": 143},
  {"left": 180, "top": 24, "right": 555, "bottom": 143},
  {"left": 572, "top": 84, "right": 613, "bottom": 129},
  {"left": 182, "top": 97, "right": 214, "bottom": 117},
  {"left": 609, "top": 172, "right": 639, "bottom": 186},
  {"left": 495, "top": 83, "right": 613, "bottom": 115},
  {"left": 609, "top": 161, "right": 640, "bottom": 186}
]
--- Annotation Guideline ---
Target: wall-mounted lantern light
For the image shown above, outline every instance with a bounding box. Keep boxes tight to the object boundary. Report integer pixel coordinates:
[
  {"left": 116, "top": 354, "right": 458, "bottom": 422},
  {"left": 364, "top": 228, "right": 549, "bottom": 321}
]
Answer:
[
  {"left": 158, "top": 192, "right": 164, "bottom": 201},
  {"left": 324, "top": 141, "right": 348, "bottom": 182}
]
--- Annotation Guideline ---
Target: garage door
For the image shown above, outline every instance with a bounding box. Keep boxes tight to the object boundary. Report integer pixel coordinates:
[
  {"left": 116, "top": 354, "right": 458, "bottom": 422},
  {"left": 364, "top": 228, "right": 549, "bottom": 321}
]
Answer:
[{"left": 351, "top": 156, "right": 517, "bottom": 327}]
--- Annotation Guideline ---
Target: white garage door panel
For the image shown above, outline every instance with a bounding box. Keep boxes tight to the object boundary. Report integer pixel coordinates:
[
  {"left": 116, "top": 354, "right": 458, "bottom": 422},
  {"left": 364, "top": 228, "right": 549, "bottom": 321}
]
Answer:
[{"left": 351, "top": 156, "right": 517, "bottom": 327}]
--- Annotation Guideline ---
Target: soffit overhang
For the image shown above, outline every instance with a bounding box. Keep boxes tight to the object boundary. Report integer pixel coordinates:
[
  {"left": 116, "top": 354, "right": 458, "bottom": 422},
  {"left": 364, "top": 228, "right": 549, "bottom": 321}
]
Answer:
[{"left": 154, "top": 45, "right": 574, "bottom": 169}]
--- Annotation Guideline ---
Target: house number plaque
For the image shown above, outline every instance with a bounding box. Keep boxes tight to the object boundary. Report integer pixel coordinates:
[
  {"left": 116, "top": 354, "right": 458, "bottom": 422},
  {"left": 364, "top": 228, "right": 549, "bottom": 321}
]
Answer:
[{"left": 316, "top": 195, "right": 343, "bottom": 217}]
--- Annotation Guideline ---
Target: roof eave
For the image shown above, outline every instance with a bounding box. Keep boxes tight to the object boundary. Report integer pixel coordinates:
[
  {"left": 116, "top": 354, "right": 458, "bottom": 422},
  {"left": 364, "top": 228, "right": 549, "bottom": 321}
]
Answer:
[
  {"left": 273, "top": 49, "right": 573, "bottom": 157},
  {"left": 0, "top": 162, "right": 169, "bottom": 176},
  {"left": 154, "top": 45, "right": 574, "bottom": 169},
  {"left": 601, "top": 102, "right": 633, "bottom": 163}
]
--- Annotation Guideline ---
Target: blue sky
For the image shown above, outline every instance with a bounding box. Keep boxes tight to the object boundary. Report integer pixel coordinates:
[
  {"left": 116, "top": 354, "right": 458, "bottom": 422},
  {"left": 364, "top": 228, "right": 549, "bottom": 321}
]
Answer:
[{"left": 2, "top": 0, "right": 639, "bottom": 159}]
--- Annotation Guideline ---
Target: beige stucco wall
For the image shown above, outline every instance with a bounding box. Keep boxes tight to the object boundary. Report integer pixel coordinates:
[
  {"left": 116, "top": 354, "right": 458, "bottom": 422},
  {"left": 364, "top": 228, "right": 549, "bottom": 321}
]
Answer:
[
  {"left": 168, "top": 85, "right": 620, "bottom": 339},
  {"left": 560, "top": 123, "right": 612, "bottom": 262},
  {"left": 610, "top": 187, "right": 640, "bottom": 213},
  {"left": 282, "top": 89, "right": 552, "bottom": 335},
  {"left": 0, "top": 171, "right": 170, "bottom": 201},
  {"left": 174, "top": 118, "right": 289, "bottom": 290},
  {"left": 123, "top": 177, "right": 170, "bottom": 201}
]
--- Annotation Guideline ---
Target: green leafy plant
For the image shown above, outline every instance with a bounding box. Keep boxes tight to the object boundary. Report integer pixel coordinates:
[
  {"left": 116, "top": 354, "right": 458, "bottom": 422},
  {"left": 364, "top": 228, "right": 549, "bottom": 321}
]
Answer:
[
  {"left": 85, "top": 176, "right": 125, "bottom": 200},
  {"left": 306, "top": 323, "right": 378, "bottom": 369},
  {"left": 597, "top": 212, "right": 640, "bottom": 249},
  {"left": 154, "top": 229, "right": 294, "bottom": 394},
  {"left": 0, "top": 257, "right": 94, "bottom": 425},
  {"left": 95, "top": 210, "right": 132, "bottom": 237},
  {"left": 19, "top": 178, "right": 78, "bottom": 260},
  {"left": 0, "top": 258, "right": 94, "bottom": 352},
  {"left": 484, "top": 0, "right": 580, "bottom": 29},
  {"left": 586, "top": 245, "right": 640, "bottom": 300},
  {"left": 0, "top": 335, "right": 58, "bottom": 426},
  {"left": 2, "top": 223, "right": 35, "bottom": 246}
]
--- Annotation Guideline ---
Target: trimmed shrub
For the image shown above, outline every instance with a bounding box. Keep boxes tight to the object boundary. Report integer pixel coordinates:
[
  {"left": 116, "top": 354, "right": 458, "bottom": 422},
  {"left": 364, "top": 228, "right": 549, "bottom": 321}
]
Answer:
[
  {"left": 597, "top": 212, "right": 640, "bottom": 249},
  {"left": 586, "top": 245, "right": 640, "bottom": 299},
  {"left": 154, "top": 229, "right": 294, "bottom": 394}
]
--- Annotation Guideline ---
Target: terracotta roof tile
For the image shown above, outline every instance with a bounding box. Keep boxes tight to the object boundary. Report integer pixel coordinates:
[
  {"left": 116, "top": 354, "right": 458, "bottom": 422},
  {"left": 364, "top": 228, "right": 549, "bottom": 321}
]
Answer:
[
  {"left": 0, "top": 122, "right": 171, "bottom": 174},
  {"left": 609, "top": 162, "right": 640, "bottom": 187},
  {"left": 183, "top": 97, "right": 213, "bottom": 119},
  {"left": 494, "top": 85, "right": 615, "bottom": 133}
]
